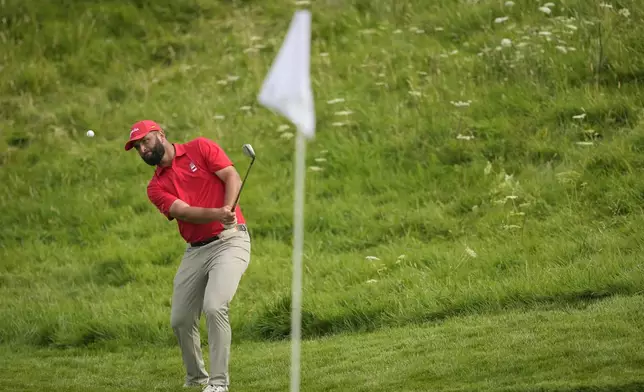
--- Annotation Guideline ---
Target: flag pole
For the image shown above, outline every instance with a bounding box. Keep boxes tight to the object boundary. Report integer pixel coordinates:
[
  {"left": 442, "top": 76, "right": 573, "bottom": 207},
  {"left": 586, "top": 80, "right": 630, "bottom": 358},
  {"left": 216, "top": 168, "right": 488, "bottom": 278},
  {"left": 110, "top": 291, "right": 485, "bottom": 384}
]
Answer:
[
  {"left": 290, "top": 129, "right": 306, "bottom": 392},
  {"left": 255, "top": 10, "right": 313, "bottom": 390}
]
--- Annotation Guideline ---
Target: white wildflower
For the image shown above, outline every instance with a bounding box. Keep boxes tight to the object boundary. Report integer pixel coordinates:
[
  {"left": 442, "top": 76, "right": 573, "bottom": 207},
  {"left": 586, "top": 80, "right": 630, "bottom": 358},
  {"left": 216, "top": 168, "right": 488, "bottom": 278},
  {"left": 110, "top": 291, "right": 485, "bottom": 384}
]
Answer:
[
  {"left": 314, "top": 158, "right": 327, "bottom": 162},
  {"left": 544, "top": 2, "right": 555, "bottom": 7},
  {"left": 213, "top": 115, "right": 225, "bottom": 120},
  {"left": 277, "top": 124, "right": 290, "bottom": 132},
  {"left": 619, "top": 8, "right": 630, "bottom": 17},
  {"left": 465, "top": 247, "right": 478, "bottom": 258},
  {"left": 366, "top": 279, "right": 378, "bottom": 284},
  {"left": 320, "top": 52, "right": 329, "bottom": 57},
  {"left": 457, "top": 134, "right": 475, "bottom": 140},
  {"left": 409, "top": 91, "right": 422, "bottom": 97},
  {"left": 359, "top": 29, "right": 378, "bottom": 35},
  {"left": 294, "top": 0, "right": 310, "bottom": 5},
  {"left": 539, "top": 6, "right": 552, "bottom": 14},
  {"left": 501, "top": 38, "right": 512, "bottom": 47},
  {"left": 227, "top": 75, "right": 240, "bottom": 82},
  {"left": 280, "top": 132, "right": 294, "bottom": 139},
  {"left": 331, "top": 122, "right": 346, "bottom": 127},
  {"left": 576, "top": 141, "right": 594, "bottom": 146},
  {"left": 309, "top": 166, "right": 324, "bottom": 171},
  {"left": 484, "top": 161, "right": 493, "bottom": 175},
  {"left": 572, "top": 113, "right": 586, "bottom": 119},
  {"left": 365, "top": 256, "right": 380, "bottom": 261},
  {"left": 239, "top": 106, "right": 251, "bottom": 111},
  {"left": 505, "top": 1, "right": 515, "bottom": 7},
  {"left": 327, "top": 98, "right": 345, "bottom": 104},
  {"left": 450, "top": 100, "right": 472, "bottom": 107},
  {"left": 435, "top": 27, "right": 444, "bottom": 31},
  {"left": 599, "top": 3, "right": 613, "bottom": 9},
  {"left": 556, "top": 46, "right": 568, "bottom": 53},
  {"left": 495, "top": 16, "right": 510, "bottom": 23},
  {"left": 334, "top": 110, "right": 353, "bottom": 116}
]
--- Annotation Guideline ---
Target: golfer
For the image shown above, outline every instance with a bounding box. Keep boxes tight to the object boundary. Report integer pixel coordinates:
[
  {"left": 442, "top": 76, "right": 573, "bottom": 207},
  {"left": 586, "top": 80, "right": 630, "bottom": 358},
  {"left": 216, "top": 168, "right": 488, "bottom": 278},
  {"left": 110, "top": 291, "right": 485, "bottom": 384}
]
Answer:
[{"left": 125, "top": 120, "right": 251, "bottom": 392}]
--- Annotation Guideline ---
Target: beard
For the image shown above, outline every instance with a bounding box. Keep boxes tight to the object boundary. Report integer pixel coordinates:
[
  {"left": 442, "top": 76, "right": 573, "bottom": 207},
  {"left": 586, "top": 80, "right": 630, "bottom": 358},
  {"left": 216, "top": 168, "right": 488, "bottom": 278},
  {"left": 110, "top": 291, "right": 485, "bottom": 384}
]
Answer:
[{"left": 141, "top": 139, "right": 166, "bottom": 166}]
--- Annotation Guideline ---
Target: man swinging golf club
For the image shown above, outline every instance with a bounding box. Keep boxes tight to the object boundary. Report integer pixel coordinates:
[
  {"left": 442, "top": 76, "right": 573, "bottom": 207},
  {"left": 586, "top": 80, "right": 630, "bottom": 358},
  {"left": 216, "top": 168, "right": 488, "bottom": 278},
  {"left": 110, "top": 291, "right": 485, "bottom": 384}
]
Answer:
[{"left": 124, "top": 120, "right": 254, "bottom": 392}]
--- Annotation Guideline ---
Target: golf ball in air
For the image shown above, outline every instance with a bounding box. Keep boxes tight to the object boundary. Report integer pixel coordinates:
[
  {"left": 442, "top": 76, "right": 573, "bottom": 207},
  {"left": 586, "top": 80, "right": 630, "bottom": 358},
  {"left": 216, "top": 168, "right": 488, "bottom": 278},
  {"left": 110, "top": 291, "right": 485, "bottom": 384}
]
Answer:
[{"left": 86, "top": 130, "right": 95, "bottom": 137}]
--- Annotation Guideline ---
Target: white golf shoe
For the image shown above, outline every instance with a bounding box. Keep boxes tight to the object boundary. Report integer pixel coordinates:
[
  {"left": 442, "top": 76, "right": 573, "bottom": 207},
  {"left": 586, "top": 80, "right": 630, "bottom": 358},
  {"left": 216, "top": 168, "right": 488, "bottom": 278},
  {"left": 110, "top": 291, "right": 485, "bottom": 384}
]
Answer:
[{"left": 202, "top": 385, "right": 228, "bottom": 392}]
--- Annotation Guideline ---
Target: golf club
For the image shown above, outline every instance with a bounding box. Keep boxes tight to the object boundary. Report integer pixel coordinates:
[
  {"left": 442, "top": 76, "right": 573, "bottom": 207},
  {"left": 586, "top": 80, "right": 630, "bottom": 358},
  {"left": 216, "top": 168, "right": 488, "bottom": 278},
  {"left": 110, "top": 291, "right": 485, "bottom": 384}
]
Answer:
[{"left": 230, "top": 143, "right": 256, "bottom": 211}]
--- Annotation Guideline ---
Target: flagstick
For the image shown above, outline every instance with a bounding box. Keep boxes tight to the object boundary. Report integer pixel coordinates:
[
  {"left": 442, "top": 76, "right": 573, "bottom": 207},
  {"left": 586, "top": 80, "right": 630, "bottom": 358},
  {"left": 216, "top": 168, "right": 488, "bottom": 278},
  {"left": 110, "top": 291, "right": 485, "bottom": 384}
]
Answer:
[{"left": 290, "top": 129, "right": 306, "bottom": 392}]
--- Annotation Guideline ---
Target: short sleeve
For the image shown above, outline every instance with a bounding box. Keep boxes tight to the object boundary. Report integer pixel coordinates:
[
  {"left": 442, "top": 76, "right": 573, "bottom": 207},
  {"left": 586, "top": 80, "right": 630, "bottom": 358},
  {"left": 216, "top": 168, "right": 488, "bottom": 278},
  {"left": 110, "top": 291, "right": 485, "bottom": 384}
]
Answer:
[
  {"left": 147, "top": 180, "right": 179, "bottom": 221},
  {"left": 196, "top": 137, "right": 233, "bottom": 173}
]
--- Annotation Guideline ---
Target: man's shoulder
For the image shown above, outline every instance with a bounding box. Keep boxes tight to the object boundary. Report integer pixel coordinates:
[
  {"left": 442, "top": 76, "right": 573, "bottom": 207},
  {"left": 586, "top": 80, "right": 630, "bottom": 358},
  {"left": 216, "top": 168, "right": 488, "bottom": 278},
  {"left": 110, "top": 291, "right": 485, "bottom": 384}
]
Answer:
[
  {"left": 179, "top": 136, "right": 211, "bottom": 151},
  {"left": 189, "top": 136, "right": 220, "bottom": 145},
  {"left": 184, "top": 137, "right": 225, "bottom": 155}
]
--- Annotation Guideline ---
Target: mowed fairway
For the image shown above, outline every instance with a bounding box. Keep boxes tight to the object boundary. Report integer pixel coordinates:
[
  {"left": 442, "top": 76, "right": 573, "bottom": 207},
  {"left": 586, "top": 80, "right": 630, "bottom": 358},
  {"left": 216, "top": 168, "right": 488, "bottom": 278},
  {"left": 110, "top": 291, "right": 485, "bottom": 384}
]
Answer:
[
  {"left": 1, "top": 0, "right": 643, "bottom": 391},
  {"left": 2, "top": 295, "right": 643, "bottom": 392}
]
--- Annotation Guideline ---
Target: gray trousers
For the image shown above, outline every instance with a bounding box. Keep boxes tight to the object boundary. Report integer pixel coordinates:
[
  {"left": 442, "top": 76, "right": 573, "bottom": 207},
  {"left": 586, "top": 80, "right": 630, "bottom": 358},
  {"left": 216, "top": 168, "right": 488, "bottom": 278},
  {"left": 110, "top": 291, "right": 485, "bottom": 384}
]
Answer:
[{"left": 170, "top": 227, "right": 251, "bottom": 387}]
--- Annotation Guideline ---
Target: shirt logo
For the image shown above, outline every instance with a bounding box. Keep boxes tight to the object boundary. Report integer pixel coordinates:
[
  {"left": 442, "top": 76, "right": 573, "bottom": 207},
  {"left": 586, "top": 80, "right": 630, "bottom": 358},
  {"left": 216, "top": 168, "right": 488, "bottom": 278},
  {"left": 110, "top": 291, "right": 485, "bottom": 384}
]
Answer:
[
  {"left": 130, "top": 128, "right": 139, "bottom": 137},
  {"left": 189, "top": 162, "right": 197, "bottom": 172}
]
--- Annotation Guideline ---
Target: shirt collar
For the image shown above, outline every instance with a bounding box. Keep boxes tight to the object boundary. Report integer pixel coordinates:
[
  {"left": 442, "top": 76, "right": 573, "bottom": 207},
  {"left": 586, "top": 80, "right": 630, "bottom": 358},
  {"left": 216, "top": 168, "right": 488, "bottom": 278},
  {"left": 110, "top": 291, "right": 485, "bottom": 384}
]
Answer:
[
  {"left": 174, "top": 143, "right": 186, "bottom": 157},
  {"left": 154, "top": 143, "right": 185, "bottom": 176}
]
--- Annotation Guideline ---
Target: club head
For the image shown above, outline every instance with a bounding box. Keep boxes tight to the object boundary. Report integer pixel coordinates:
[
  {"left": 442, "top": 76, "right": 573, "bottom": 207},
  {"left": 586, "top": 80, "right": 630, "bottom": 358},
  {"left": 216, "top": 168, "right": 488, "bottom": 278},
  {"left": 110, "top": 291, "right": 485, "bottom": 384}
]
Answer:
[{"left": 242, "top": 144, "right": 256, "bottom": 159}]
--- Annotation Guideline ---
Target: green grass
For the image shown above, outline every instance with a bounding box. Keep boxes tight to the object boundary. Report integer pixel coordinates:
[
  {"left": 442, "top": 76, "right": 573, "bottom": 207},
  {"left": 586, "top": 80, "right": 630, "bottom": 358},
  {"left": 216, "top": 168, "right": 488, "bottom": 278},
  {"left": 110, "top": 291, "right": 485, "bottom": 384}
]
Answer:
[
  {"left": 2, "top": 295, "right": 643, "bottom": 392},
  {"left": 1, "top": 0, "right": 643, "bottom": 390}
]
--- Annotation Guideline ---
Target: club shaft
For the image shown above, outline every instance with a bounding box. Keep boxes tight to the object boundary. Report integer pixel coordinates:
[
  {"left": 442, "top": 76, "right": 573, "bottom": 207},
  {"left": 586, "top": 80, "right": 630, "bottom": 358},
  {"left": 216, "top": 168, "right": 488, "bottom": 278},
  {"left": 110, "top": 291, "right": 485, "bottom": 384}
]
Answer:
[{"left": 231, "top": 158, "right": 255, "bottom": 210}]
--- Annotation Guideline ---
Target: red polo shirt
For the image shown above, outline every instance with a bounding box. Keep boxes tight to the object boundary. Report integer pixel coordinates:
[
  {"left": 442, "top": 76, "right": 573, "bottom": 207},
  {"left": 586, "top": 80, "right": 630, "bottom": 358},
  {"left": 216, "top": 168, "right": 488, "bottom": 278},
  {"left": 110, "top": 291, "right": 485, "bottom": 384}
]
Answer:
[{"left": 146, "top": 137, "right": 246, "bottom": 243}]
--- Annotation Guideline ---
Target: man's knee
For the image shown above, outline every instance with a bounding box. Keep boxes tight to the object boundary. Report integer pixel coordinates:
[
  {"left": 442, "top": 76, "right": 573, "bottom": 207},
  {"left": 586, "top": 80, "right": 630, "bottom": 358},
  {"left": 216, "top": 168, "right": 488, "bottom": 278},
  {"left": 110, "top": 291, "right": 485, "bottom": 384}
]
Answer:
[
  {"left": 171, "top": 311, "right": 196, "bottom": 330},
  {"left": 203, "top": 301, "right": 229, "bottom": 323}
]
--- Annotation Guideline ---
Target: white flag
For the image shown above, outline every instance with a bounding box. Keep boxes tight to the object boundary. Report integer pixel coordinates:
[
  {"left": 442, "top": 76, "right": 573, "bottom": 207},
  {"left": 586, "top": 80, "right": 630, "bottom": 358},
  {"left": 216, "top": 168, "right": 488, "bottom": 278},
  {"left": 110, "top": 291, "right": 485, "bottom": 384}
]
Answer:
[{"left": 258, "top": 10, "right": 316, "bottom": 138}]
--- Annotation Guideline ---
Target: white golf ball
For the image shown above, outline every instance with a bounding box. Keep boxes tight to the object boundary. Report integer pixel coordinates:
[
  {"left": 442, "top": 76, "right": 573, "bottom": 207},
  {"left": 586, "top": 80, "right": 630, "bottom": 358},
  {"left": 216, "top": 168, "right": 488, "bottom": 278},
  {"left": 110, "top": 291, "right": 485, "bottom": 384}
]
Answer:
[{"left": 86, "top": 130, "right": 95, "bottom": 137}]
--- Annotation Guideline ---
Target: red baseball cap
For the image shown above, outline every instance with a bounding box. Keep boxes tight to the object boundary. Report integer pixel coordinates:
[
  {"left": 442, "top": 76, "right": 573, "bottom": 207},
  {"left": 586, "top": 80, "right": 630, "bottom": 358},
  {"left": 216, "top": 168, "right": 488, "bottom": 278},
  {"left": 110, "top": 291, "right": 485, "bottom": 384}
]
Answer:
[{"left": 124, "top": 120, "right": 162, "bottom": 151}]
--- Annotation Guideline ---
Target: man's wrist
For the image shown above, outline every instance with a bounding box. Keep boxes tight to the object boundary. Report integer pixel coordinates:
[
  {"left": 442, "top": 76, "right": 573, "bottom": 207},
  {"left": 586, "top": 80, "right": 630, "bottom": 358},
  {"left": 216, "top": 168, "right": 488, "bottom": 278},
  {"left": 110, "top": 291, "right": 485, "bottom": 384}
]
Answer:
[{"left": 207, "top": 208, "right": 222, "bottom": 222}]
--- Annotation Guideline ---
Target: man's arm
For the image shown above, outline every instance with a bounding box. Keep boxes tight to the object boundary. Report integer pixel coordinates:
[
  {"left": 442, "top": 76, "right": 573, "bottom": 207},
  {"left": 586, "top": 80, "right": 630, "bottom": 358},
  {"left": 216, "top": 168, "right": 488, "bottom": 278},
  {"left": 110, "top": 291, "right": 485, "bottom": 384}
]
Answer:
[
  {"left": 168, "top": 199, "right": 227, "bottom": 224},
  {"left": 148, "top": 169, "right": 234, "bottom": 226},
  {"left": 215, "top": 166, "right": 242, "bottom": 208},
  {"left": 195, "top": 137, "right": 242, "bottom": 209}
]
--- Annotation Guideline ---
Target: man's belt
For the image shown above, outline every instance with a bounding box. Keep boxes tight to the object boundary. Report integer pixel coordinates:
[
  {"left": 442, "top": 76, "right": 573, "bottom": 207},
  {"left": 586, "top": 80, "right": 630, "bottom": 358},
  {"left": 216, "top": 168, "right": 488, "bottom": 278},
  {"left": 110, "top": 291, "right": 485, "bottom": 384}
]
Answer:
[{"left": 189, "top": 224, "right": 248, "bottom": 247}]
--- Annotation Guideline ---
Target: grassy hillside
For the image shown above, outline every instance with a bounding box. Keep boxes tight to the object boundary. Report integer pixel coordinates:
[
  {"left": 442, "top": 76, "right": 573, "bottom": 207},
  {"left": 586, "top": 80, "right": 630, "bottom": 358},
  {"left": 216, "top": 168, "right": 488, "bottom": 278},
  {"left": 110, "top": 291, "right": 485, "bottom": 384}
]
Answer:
[{"left": 1, "top": 0, "right": 643, "bottom": 390}]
